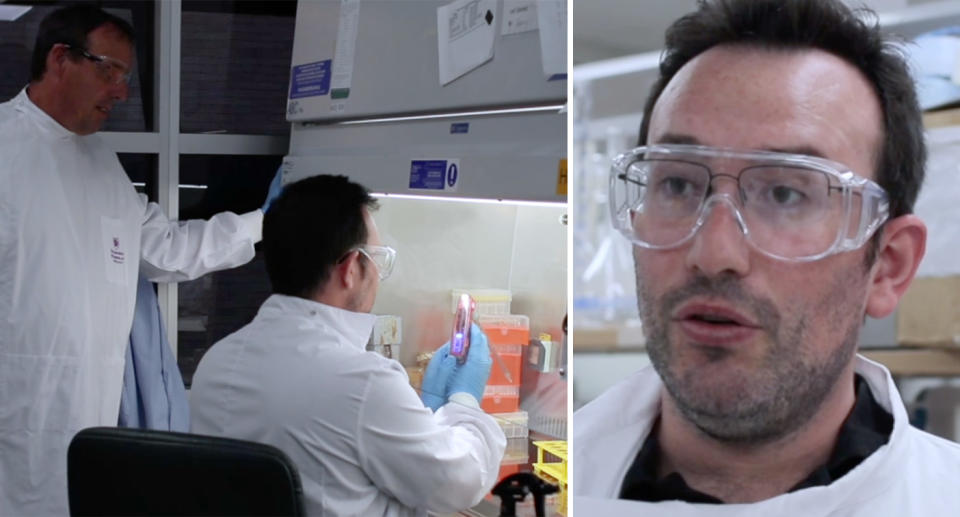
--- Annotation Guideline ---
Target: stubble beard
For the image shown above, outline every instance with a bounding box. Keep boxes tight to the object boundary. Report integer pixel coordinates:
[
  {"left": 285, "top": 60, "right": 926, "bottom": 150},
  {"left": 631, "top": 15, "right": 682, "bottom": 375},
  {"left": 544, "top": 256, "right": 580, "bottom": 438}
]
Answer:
[{"left": 638, "top": 270, "right": 863, "bottom": 444}]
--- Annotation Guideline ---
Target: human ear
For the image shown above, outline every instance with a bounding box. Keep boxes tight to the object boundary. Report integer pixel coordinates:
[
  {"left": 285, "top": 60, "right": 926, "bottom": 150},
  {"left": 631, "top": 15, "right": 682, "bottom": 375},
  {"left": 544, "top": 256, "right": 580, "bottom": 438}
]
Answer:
[
  {"left": 865, "top": 215, "right": 926, "bottom": 318},
  {"left": 337, "top": 250, "right": 362, "bottom": 290},
  {"left": 47, "top": 44, "right": 69, "bottom": 77}
]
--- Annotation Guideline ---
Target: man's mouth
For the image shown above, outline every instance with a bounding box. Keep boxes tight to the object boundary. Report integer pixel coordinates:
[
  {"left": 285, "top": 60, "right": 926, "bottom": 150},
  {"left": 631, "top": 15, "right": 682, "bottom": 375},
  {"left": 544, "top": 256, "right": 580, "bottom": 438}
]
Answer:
[
  {"left": 673, "top": 302, "right": 761, "bottom": 345},
  {"left": 676, "top": 303, "right": 757, "bottom": 325}
]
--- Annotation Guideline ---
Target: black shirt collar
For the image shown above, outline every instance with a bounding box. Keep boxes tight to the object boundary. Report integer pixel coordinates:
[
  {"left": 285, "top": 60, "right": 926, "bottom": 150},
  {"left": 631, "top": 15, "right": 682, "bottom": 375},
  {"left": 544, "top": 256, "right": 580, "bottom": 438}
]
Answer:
[{"left": 619, "top": 375, "right": 893, "bottom": 503}]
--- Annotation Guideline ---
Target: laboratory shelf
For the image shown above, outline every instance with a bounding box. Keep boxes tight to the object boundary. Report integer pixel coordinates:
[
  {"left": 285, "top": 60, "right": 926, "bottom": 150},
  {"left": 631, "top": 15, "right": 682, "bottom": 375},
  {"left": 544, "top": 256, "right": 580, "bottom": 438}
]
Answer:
[{"left": 861, "top": 347, "right": 960, "bottom": 376}]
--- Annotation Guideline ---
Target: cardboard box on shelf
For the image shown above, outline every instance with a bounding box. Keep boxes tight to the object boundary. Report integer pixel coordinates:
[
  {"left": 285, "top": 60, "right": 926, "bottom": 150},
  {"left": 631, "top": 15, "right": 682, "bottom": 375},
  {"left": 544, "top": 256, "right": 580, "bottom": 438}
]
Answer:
[
  {"left": 897, "top": 275, "right": 960, "bottom": 347},
  {"left": 924, "top": 106, "right": 960, "bottom": 129}
]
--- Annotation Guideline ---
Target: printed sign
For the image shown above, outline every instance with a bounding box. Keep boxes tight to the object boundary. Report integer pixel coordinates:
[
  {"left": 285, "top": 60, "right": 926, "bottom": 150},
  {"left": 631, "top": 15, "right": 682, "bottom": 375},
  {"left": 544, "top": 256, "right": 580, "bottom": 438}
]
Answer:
[
  {"left": 289, "top": 60, "right": 332, "bottom": 99},
  {"left": 409, "top": 159, "right": 461, "bottom": 192}
]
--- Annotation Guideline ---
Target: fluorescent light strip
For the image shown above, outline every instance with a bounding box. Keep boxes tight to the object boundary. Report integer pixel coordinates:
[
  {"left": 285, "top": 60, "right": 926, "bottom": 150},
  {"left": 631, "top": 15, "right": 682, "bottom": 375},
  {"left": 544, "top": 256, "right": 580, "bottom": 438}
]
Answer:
[
  {"left": 370, "top": 192, "right": 564, "bottom": 208},
  {"left": 337, "top": 104, "right": 565, "bottom": 125},
  {"left": 132, "top": 182, "right": 207, "bottom": 189},
  {"left": 573, "top": 50, "right": 661, "bottom": 82}
]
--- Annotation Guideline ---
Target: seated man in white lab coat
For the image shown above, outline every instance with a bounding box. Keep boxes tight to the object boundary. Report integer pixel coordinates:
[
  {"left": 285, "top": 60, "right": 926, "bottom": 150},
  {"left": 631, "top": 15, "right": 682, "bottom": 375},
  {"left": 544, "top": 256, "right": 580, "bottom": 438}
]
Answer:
[
  {"left": 574, "top": 0, "right": 960, "bottom": 515},
  {"left": 190, "top": 174, "right": 507, "bottom": 517}
]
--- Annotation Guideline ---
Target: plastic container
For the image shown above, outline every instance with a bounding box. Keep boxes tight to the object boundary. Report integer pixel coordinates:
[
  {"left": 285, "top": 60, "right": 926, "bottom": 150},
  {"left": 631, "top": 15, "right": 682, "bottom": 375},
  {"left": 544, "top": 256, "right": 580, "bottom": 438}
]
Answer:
[
  {"left": 480, "top": 315, "right": 529, "bottom": 387},
  {"left": 482, "top": 384, "right": 520, "bottom": 413},
  {"left": 492, "top": 410, "right": 529, "bottom": 439},
  {"left": 450, "top": 289, "right": 512, "bottom": 316},
  {"left": 480, "top": 314, "right": 530, "bottom": 345},
  {"left": 501, "top": 437, "right": 530, "bottom": 465}
]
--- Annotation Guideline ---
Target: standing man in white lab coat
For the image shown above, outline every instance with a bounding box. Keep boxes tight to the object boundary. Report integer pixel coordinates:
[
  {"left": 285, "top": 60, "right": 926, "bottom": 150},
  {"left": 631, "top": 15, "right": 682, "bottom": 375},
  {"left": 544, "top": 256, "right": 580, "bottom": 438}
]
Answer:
[
  {"left": 574, "top": 0, "right": 960, "bottom": 515},
  {"left": 0, "top": 6, "right": 268, "bottom": 515},
  {"left": 190, "top": 174, "right": 507, "bottom": 517}
]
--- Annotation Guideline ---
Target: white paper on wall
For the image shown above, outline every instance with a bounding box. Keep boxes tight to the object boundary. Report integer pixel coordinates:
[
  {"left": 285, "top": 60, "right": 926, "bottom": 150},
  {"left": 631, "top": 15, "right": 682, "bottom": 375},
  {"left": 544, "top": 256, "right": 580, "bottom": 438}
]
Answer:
[
  {"left": 437, "top": 0, "right": 498, "bottom": 86},
  {"left": 536, "top": 0, "right": 566, "bottom": 80}
]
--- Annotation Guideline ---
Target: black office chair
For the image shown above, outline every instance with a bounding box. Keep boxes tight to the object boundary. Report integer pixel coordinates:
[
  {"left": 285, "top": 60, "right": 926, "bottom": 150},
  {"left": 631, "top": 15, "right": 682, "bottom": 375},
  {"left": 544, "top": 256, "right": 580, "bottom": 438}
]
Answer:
[{"left": 67, "top": 427, "right": 305, "bottom": 516}]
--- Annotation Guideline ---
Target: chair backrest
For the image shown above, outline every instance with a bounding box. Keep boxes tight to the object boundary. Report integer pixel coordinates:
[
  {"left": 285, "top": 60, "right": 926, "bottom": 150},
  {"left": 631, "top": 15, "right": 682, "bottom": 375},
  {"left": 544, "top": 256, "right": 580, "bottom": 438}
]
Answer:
[{"left": 68, "top": 427, "right": 305, "bottom": 516}]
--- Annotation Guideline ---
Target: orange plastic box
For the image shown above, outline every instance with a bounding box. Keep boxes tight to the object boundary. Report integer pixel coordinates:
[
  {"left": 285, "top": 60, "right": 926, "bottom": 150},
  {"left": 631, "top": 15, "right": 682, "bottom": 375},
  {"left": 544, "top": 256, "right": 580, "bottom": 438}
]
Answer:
[
  {"left": 480, "top": 315, "right": 529, "bottom": 387},
  {"left": 481, "top": 315, "right": 530, "bottom": 347},
  {"left": 482, "top": 385, "right": 520, "bottom": 413}
]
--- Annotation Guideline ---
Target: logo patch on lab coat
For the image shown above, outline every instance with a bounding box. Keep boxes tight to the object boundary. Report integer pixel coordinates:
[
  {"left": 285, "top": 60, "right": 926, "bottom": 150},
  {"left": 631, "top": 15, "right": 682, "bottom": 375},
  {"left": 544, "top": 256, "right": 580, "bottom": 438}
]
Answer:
[
  {"left": 110, "top": 237, "right": 125, "bottom": 264},
  {"left": 101, "top": 216, "right": 129, "bottom": 286}
]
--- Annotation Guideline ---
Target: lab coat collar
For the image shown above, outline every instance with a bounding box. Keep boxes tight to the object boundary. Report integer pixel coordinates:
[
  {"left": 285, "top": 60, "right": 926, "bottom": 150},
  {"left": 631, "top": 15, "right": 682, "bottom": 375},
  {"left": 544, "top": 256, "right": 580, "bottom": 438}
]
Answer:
[
  {"left": 14, "top": 87, "right": 76, "bottom": 140},
  {"left": 258, "top": 294, "right": 376, "bottom": 351},
  {"left": 575, "top": 354, "right": 911, "bottom": 512}
]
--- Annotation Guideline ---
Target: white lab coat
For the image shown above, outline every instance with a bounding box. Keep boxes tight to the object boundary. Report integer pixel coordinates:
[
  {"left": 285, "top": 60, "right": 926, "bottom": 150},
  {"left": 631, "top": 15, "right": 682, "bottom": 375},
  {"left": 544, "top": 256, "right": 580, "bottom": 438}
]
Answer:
[
  {"left": 190, "top": 294, "right": 507, "bottom": 517},
  {"left": 573, "top": 355, "right": 960, "bottom": 516},
  {"left": 0, "top": 88, "right": 262, "bottom": 516}
]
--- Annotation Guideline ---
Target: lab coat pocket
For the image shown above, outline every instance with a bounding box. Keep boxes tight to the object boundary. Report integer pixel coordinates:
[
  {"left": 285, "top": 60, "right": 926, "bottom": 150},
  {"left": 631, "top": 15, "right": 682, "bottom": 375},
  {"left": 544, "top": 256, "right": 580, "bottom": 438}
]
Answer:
[
  {"left": 101, "top": 216, "right": 131, "bottom": 287},
  {"left": 0, "top": 353, "right": 82, "bottom": 432}
]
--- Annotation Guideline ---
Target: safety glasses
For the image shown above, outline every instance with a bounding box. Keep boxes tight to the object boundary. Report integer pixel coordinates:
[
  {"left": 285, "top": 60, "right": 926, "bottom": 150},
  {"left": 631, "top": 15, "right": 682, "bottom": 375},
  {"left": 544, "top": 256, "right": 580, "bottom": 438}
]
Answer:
[
  {"left": 353, "top": 245, "right": 397, "bottom": 281},
  {"left": 62, "top": 44, "right": 132, "bottom": 85},
  {"left": 609, "top": 144, "right": 889, "bottom": 262}
]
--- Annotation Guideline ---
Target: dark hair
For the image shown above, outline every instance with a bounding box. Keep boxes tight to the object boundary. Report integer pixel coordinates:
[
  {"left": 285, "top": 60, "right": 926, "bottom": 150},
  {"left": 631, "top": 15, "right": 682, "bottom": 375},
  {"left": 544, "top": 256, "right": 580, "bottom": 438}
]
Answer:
[
  {"left": 263, "top": 175, "right": 379, "bottom": 298},
  {"left": 639, "top": 0, "right": 924, "bottom": 254},
  {"left": 31, "top": 4, "right": 136, "bottom": 81}
]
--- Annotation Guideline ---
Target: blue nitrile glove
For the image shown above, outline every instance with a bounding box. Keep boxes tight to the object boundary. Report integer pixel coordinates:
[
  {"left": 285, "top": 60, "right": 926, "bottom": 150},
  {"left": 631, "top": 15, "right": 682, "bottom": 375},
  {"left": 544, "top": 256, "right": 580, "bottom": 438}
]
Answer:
[
  {"left": 261, "top": 166, "right": 284, "bottom": 213},
  {"left": 446, "top": 323, "right": 492, "bottom": 404},
  {"left": 422, "top": 342, "right": 457, "bottom": 411}
]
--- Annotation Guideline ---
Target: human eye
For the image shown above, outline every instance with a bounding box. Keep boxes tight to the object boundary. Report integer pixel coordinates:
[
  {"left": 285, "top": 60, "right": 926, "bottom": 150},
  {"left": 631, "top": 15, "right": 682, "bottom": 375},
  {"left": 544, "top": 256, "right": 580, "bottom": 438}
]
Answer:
[
  {"left": 648, "top": 161, "right": 704, "bottom": 200},
  {"left": 766, "top": 184, "right": 808, "bottom": 206},
  {"left": 743, "top": 166, "right": 820, "bottom": 205},
  {"left": 659, "top": 176, "right": 696, "bottom": 197}
]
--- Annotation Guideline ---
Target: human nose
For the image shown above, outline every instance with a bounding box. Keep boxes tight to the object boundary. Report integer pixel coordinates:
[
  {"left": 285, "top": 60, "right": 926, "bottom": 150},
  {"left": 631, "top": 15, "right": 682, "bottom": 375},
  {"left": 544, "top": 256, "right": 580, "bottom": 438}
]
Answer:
[
  {"left": 684, "top": 195, "right": 751, "bottom": 278},
  {"left": 111, "top": 80, "right": 129, "bottom": 102}
]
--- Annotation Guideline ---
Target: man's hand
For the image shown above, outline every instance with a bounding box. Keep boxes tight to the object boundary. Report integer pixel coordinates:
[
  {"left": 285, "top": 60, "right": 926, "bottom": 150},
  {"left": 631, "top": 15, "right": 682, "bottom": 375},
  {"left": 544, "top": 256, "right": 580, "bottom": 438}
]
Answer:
[
  {"left": 446, "top": 323, "right": 492, "bottom": 404},
  {"left": 421, "top": 341, "right": 457, "bottom": 411},
  {"left": 421, "top": 323, "right": 492, "bottom": 411}
]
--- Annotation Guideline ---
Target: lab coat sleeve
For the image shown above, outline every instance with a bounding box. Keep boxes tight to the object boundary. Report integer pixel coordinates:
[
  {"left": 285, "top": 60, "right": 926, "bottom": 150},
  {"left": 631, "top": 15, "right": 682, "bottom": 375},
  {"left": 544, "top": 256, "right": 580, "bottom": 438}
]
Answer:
[
  {"left": 137, "top": 194, "right": 263, "bottom": 282},
  {"left": 356, "top": 363, "right": 507, "bottom": 513}
]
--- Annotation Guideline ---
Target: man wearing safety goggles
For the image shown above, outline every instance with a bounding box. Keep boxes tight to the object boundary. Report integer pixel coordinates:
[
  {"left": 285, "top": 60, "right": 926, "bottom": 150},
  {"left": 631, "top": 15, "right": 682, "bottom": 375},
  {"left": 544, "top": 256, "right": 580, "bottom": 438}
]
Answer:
[
  {"left": 0, "top": 6, "right": 278, "bottom": 514},
  {"left": 574, "top": 0, "right": 958, "bottom": 515},
  {"left": 190, "top": 175, "right": 506, "bottom": 516}
]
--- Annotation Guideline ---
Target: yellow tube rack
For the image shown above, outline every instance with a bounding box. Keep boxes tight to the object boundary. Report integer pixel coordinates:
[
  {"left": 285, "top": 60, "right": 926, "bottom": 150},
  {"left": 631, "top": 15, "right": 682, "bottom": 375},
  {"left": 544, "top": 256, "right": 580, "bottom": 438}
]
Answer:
[{"left": 532, "top": 440, "right": 567, "bottom": 516}]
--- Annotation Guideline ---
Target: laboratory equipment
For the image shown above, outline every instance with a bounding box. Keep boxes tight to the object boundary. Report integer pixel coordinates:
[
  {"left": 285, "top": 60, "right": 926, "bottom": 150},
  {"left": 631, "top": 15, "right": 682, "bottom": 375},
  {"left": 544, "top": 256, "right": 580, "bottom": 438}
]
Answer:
[
  {"left": 367, "top": 315, "right": 402, "bottom": 359},
  {"left": 528, "top": 333, "right": 560, "bottom": 373},
  {"left": 452, "top": 288, "right": 513, "bottom": 316},
  {"left": 450, "top": 294, "right": 476, "bottom": 364},
  {"left": 532, "top": 441, "right": 568, "bottom": 516},
  {"left": 493, "top": 411, "right": 529, "bottom": 439},
  {"left": 492, "top": 472, "right": 559, "bottom": 517}
]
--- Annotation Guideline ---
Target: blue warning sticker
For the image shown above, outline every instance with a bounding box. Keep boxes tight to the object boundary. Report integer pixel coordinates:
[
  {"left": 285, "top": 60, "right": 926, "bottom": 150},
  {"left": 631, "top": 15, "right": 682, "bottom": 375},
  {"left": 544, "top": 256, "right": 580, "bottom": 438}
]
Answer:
[
  {"left": 450, "top": 122, "right": 469, "bottom": 134},
  {"left": 289, "top": 60, "right": 331, "bottom": 99},
  {"left": 409, "top": 159, "right": 460, "bottom": 191}
]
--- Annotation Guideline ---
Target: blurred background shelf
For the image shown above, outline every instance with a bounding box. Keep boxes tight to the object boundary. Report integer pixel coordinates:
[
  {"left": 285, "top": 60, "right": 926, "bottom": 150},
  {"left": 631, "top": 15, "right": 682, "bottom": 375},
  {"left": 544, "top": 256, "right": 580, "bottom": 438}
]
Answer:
[{"left": 862, "top": 347, "right": 960, "bottom": 376}]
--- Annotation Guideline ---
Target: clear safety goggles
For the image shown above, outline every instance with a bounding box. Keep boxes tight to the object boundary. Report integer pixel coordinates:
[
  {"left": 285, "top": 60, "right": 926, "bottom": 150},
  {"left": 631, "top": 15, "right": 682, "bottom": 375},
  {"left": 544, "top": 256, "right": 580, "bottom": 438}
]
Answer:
[
  {"left": 354, "top": 245, "right": 397, "bottom": 281},
  {"left": 609, "top": 144, "right": 890, "bottom": 262},
  {"left": 62, "top": 44, "right": 132, "bottom": 85}
]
